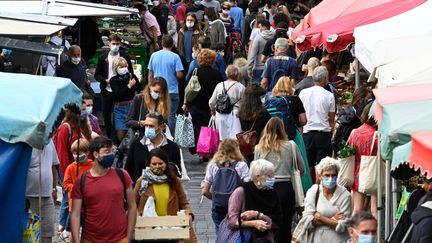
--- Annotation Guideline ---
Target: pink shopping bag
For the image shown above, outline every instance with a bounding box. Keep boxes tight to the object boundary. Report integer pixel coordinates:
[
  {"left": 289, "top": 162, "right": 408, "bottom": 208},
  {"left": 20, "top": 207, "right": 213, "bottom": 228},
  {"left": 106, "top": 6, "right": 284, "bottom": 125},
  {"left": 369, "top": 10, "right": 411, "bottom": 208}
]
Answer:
[{"left": 197, "top": 116, "right": 219, "bottom": 158}]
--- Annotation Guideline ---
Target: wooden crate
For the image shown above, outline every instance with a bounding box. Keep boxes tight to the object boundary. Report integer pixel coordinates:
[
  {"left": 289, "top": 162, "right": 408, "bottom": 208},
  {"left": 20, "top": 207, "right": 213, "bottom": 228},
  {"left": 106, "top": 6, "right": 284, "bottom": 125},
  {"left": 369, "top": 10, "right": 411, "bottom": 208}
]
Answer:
[{"left": 135, "top": 215, "right": 190, "bottom": 240}]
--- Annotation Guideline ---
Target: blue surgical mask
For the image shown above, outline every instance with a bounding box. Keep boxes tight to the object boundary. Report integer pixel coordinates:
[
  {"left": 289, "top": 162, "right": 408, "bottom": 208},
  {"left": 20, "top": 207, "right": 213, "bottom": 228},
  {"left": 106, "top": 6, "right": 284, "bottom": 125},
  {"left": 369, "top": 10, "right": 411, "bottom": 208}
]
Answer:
[
  {"left": 264, "top": 177, "right": 275, "bottom": 188},
  {"left": 358, "top": 234, "right": 375, "bottom": 243},
  {"left": 322, "top": 177, "right": 337, "bottom": 189},
  {"left": 145, "top": 127, "right": 157, "bottom": 140},
  {"left": 100, "top": 153, "right": 115, "bottom": 168},
  {"left": 260, "top": 97, "right": 266, "bottom": 104},
  {"left": 110, "top": 44, "right": 120, "bottom": 53},
  {"left": 150, "top": 91, "right": 159, "bottom": 100},
  {"left": 2, "top": 49, "right": 12, "bottom": 55},
  {"left": 85, "top": 106, "right": 93, "bottom": 115}
]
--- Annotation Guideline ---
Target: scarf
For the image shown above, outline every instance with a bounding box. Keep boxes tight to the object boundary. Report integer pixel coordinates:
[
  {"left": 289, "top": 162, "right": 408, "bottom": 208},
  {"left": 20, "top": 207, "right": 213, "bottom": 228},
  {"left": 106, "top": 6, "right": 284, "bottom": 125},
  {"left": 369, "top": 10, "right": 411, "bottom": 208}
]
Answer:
[{"left": 138, "top": 167, "right": 168, "bottom": 196}]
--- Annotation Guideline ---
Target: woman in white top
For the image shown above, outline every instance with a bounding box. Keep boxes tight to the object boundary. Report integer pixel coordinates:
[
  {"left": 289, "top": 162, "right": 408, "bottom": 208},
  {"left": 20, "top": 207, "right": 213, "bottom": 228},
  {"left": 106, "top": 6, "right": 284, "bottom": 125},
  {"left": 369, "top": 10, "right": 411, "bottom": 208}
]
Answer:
[
  {"left": 302, "top": 157, "right": 352, "bottom": 243},
  {"left": 201, "top": 139, "right": 250, "bottom": 232},
  {"left": 209, "top": 65, "right": 245, "bottom": 140}
]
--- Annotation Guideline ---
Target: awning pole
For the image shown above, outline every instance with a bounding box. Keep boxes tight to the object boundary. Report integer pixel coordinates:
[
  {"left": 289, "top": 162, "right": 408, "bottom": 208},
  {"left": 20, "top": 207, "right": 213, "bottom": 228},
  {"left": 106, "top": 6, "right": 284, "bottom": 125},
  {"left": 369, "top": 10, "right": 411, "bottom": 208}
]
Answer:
[
  {"left": 385, "top": 159, "right": 393, "bottom": 239},
  {"left": 377, "top": 154, "right": 383, "bottom": 243},
  {"left": 355, "top": 58, "right": 360, "bottom": 89}
]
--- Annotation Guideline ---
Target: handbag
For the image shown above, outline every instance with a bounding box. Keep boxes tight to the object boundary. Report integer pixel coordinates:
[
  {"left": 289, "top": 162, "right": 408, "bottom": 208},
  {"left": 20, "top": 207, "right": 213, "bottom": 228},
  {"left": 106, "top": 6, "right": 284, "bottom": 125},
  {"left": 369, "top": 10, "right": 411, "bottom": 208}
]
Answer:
[
  {"left": 358, "top": 131, "right": 385, "bottom": 195},
  {"left": 291, "top": 185, "right": 320, "bottom": 243},
  {"left": 236, "top": 117, "right": 257, "bottom": 156},
  {"left": 197, "top": 116, "right": 220, "bottom": 158},
  {"left": 179, "top": 148, "right": 191, "bottom": 181},
  {"left": 184, "top": 68, "right": 201, "bottom": 102},
  {"left": 289, "top": 141, "right": 305, "bottom": 208},
  {"left": 23, "top": 212, "right": 41, "bottom": 243},
  {"left": 174, "top": 113, "right": 195, "bottom": 148},
  {"left": 336, "top": 130, "right": 356, "bottom": 187}
]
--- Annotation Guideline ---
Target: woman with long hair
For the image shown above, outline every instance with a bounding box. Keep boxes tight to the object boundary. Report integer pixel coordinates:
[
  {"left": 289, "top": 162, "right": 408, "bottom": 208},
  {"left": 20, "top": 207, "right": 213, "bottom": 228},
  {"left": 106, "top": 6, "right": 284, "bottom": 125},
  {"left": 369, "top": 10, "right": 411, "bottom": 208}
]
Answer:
[
  {"left": 237, "top": 84, "right": 271, "bottom": 162},
  {"left": 126, "top": 77, "right": 170, "bottom": 137},
  {"left": 255, "top": 117, "right": 305, "bottom": 242},
  {"left": 182, "top": 48, "right": 223, "bottom": 160},
  {"left": 177, "top": 13, "right": 204, "bottom": 65},
  {"left": 134, "top": 148, "right": 197, "bottom": 242},
  {"left": 201, "top": 139, "right": 250, "bottom": 232}
]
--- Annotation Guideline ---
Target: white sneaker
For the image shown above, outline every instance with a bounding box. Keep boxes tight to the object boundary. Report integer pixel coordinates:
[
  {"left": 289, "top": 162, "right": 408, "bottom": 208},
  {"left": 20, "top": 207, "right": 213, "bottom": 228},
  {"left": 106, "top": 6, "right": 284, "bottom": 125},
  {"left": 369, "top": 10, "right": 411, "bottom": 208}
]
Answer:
[{"left": 59, "top": 231, "right": 69, "bottom": 243}]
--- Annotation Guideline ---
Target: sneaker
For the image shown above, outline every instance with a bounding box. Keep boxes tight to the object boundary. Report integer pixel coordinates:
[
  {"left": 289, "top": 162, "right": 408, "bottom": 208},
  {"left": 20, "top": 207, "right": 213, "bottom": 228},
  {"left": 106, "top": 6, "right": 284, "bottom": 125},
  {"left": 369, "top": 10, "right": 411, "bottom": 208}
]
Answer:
[
  {"left": 56, "top": 226, "right": 64, "bottom": 236},
  {"left": 59, "top": 231, "right": 69, "bottom": 243}
]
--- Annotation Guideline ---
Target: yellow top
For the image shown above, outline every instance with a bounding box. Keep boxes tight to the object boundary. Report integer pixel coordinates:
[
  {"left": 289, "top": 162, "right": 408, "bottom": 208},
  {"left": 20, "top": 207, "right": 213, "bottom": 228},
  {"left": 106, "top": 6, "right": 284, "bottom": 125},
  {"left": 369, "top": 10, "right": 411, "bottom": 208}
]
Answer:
[{"left": 152, "top": 182, "right": 170, "bottom": 216}]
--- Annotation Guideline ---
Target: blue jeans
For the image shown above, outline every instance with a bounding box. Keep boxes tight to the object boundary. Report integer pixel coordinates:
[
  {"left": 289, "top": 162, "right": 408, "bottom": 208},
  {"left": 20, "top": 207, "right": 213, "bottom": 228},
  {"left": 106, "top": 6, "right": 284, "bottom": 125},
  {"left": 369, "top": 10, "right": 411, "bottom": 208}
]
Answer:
[
  {"left": 211, "top": 209, "right": 227, "bottom": 234},
  {"left": 252, "top": 69, "right": 264, "bottom": 84},
  {"left": 59, "top": 190, "right": 69, "bottom": 228},
  {"left": 168, "top": 93, "right": 179, "bottom": 134}
]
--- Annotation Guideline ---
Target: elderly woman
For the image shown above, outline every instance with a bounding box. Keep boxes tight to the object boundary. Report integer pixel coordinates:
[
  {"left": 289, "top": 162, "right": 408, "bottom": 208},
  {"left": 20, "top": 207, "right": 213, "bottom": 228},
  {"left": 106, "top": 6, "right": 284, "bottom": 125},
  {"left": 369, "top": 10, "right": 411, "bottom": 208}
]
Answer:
[
  {"left": 301, "top": 157, "right": 351, "bottom": 243},
  {"left": 217, "top": 159, "right": 282, "bottom": 242},
  {"left": 134, "top": 148, "right": 196, "bottom": 242},
  {"left": 201, "top": 139, "right": 250, "bottom": 232}
]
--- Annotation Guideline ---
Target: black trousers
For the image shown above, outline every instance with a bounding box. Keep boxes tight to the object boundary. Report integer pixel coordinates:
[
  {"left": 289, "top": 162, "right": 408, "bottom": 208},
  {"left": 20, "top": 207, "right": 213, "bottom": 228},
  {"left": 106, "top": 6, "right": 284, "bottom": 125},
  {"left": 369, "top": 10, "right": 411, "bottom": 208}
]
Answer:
[
  {"left": 303, "top": 131, "right": 332, "bottom": 166},
  {"left": 273, "top": 181, "right": 295, "bottom": 243},
  {"left": 187, "top": 105, "right": 211, "bottom": 155},
  {"left": 101, "top": 92, "right": 114, "bottom": 139}
]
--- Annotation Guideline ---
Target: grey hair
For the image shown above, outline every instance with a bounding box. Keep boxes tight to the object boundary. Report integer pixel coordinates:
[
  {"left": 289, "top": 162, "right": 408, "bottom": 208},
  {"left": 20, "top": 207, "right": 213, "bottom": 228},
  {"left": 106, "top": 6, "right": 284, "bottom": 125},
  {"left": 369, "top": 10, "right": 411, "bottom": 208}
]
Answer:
[
  {"left": 69, "top": 45, "right": 81, "bottom": 54},
  {"left": 249, "top": 159, "right": 275, "bottom": 180},
  {"left": 349, "top": 211, "right": 377, "bottom": 228},
  {"left": 316, "top": 156, "right": 340, "bottom": 175},
  {"left": 225, "top": 65, "right": 239, "bottom": 80},
  {"left": 312, "top": 66, "right": 329, "bottom": 83},
  {"left": 307, "top": 57, "right": 320, "bottom": 71},
  {"left": 275, "top": 38, "right": 288, "bottom": 52}
]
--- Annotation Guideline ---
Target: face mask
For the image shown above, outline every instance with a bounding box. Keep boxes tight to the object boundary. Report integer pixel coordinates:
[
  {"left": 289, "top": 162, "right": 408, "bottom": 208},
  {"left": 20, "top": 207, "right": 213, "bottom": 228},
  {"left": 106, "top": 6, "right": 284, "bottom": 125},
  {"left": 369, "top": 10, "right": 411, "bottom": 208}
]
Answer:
[
  {"left": 117, "top": 67, "right": 129, "bottom": 75},
  {"left": 358, "top": 234, "right": 375, "bottom": 243},
  {"left": 150, "top": 91, "right": 159, "bottom": 100},
  {"left": 263, "top": 177, "right": 275, "bottom": 188},
  {"left": 74, "top": 153, "right": 87, "bottom": 163},
  {"left": 219, "top": 51, "right": 224, "bottom": 57},
  {"left": 110, "top": 44, "right": 120, "bottom": 53},
  {"left": 80, "top": 112, "right": 88, "bottom": 120},
  {"left": 204, "top": 15, "right": 209, "bottom": 21},
  {"left": 145, "top": 127, "right": 157, "bottom": 140},
  {"left": 192, "top": 52, "right": 198, "bottom": 59},
  {"left": 322, "top": 177, "right": 337, "bottom": 189},
  {"left": 71, "top": 57, "right": 81, "bottom": 65},
  {"left": 150, "top": 167, "right": 165, "bottom": 175},
  {"left": 2, "top": 49, "right": 12, "bottom": 55},
  {"left": 100, "top": 153, "right": 115, "bottom": 168},
  {"left": 186, "top": 21, "right": 194, "bottom": 28},
  {"left": 222, "top": 10, "right": 230, "bottom": 15},
  {"left": 85, "top": 106, "right": 93, "bottom": 115},
  {"left": 153, "top": 0, "right": 160, "bottom": 6},
  {"left": 260, "top": 97, "right": 266, "bottom": 104}
]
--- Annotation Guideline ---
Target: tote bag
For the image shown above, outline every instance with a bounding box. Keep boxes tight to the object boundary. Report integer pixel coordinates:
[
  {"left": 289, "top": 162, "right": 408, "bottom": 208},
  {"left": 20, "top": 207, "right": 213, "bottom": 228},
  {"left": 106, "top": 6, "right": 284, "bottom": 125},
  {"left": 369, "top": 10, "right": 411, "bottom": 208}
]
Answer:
[
  {"left": 358, "top": 131, "right": 385, "bottom": 195},
  {"left": 184, "top": 68, "right": 201, "bottom": 102},
  {"left": 336, "top": 131, "right": 356, "bottom": 187},
  {"left": 197, "top": 116, "right": 220, "bottom": 158},
  {"left": 174, "top": 113, "right": 195, "bottom": 148},
  {"left": 289, "top": 141, "right": 305, "bottom": 208}
]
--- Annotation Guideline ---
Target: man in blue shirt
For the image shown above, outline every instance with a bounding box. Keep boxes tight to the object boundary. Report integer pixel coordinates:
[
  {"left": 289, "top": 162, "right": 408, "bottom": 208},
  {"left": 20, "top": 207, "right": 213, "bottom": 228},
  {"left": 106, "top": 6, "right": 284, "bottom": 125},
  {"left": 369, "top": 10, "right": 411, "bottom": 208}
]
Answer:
[
  {"left": 148, "top": 35, "right": 184, "bottom": 132},
  {"left": 229, "top": 0, "right": 244, "bottom": 33}
]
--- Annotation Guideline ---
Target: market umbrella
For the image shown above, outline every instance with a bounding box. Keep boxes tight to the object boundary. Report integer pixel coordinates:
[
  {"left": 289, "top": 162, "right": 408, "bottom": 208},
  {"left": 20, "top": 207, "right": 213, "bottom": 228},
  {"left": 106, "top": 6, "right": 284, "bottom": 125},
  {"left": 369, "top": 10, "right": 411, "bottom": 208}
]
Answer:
[
  {"left": 354, "top": 0, "right": 432, "bottom": 72},
  {"left": 292, "top": 0, "right": 392, "bottom": 40},
  {"left": 409, "top": 131, "right": 432, "bottom": 178},
  {"left": 295, "top": 0, "right": 425, "bottom": 52}
]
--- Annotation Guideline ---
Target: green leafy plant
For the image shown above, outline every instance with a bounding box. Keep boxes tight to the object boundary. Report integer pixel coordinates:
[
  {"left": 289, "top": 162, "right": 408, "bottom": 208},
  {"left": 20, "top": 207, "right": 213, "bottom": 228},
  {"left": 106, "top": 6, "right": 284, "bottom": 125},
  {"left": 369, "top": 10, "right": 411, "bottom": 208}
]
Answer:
[{"left": 337, "top": 140, "right": 356, "bottom": 158}]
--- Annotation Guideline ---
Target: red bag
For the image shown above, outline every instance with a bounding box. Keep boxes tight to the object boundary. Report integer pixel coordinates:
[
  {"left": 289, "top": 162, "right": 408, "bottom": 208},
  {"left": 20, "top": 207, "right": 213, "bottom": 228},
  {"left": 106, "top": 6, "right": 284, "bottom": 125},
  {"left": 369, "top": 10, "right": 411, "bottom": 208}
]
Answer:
[{"left": 197, "top": 116, "right": 220, "bottom": 158}]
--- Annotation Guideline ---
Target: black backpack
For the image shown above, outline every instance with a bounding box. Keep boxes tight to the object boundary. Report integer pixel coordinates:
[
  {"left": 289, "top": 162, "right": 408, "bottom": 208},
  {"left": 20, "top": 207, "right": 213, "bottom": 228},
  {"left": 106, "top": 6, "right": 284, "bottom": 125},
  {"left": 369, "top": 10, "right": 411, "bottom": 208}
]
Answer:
[
  {"left": 212, "top": 161, "right": 241, "bottom": 213},
  {"left": 215, "top": 82, "right": 239, "bottom": 114}
]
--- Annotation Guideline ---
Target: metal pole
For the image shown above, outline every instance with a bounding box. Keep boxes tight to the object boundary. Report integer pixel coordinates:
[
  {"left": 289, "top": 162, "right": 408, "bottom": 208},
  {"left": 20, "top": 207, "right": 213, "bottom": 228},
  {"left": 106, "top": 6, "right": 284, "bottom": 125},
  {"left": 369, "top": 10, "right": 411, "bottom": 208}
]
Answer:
[
  {"left": 377, "top": 154, "right": 383, "bottom": 243},
  {"left": 355, "top": 58, "right": 360, "bottom": 89},
  {"left": 385, "top": 159, "right": 393, "bottom": 239},
  {"left": 392, "top": 178, "right": 398, "bottom": 227}
]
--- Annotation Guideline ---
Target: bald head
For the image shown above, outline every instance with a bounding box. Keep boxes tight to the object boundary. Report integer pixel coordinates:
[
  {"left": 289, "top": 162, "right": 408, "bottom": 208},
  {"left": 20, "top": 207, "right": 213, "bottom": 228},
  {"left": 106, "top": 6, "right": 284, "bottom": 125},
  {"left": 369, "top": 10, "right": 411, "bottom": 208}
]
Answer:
[{"left": 225, "top": 65, "right": 239, "bottom": 80}]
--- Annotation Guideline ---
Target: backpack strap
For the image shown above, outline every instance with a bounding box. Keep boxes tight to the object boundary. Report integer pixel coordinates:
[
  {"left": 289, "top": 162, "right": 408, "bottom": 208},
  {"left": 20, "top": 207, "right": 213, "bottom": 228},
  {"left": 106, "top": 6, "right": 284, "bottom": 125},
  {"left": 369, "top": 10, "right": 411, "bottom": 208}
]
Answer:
[
  {"left": 80, "top": 171, "right": 87, "bottom": 224},
  {"left": 63, "top": 122, "right": 72, "bottom": 145},
  {"left": 115, "top": 168, "right": 127, "bottom": 203}
]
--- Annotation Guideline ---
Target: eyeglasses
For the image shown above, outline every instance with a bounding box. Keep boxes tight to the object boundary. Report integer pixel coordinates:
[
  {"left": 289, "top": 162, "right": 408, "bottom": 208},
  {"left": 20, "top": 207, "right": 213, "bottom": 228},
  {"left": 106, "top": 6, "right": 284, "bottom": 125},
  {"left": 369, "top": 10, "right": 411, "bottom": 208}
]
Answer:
[{"left": 222, "top": 7, "right": 230, "bottom": 10}]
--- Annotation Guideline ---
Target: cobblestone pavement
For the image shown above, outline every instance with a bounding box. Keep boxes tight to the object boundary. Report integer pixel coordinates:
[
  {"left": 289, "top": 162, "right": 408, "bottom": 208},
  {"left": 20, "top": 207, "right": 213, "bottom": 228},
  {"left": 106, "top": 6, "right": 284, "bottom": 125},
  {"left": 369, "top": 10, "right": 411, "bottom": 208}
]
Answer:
[{"left": 53, "top": 149, "right": 216, "bottom": 243}]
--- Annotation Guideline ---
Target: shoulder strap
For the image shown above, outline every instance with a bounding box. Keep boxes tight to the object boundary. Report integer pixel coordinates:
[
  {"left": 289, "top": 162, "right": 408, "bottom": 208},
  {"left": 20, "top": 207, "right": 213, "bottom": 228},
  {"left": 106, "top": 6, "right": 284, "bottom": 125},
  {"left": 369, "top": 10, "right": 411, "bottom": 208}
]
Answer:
[
  {"left": 315, "top": 185, "right": 320, "bottom": 209},
  {"left": 80, "top": 171, "right": 87, "bottom": 210},
  {"left": 225, "top": 82, "right": 237, "bottom": 94},
  {"left": 115, "top": 168, "right": 127, "bottom": 202},
  {"left": 63, "top": 122, "right": 72, "bottom": 144}
]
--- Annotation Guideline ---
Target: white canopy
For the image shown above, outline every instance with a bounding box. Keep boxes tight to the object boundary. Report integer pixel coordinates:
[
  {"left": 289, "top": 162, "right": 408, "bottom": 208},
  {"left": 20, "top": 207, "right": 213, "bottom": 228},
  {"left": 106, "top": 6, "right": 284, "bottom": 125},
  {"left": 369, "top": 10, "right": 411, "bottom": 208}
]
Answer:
[
  {"left": 0, "top": 12, "right": 77, "bottom": 35},
  {"left": 0, "top": 0, "right": 138, "bottom": 16},
  {"left": 353, "top": 0, "right": 432, "bottom": 72}
]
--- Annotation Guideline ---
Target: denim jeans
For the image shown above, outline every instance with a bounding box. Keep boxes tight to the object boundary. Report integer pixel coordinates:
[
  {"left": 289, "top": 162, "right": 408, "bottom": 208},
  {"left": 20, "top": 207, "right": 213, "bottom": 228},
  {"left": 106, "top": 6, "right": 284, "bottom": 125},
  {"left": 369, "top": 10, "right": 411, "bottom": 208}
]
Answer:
[
  {"left": 168, "top": 93, "right": 179, "bottom": 134},
  {"left": 252, "top": 69, "right": 264, "bottom": 84},
  {"left": 211, "top": 209, "right": 227, "bottom": 234},
  {"left": 59, "top": 190, "right": 69, "bottom": 228}
]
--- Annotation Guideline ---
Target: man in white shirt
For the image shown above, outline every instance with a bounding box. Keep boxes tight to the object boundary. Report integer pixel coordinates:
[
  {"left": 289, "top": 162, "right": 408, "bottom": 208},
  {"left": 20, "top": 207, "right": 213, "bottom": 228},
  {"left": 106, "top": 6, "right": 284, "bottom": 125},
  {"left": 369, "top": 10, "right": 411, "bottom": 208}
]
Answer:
[
  {"left": 299, "top": 66, "right": 335, "bottom": 178},
  {"left": 25, "top": 139, "right": 59, "bottom": 243}
]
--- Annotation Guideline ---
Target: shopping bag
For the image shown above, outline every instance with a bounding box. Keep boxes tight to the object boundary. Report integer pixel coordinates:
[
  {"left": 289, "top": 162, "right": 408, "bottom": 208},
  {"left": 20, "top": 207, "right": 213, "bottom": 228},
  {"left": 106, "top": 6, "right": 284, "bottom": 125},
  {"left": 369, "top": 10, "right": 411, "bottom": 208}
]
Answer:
[
  {"left": 291, "top": 216, "right": 313, "bottom": 243},
  {"left": 196, "top": 116, "right": 220, "bottom": 158},
  {"left": 358, "top": 132, "right": 385, "bottom": 194},
  {"left": 23, "top": 212, "right": 41, "bottom": 243},
  {"left": 290, "top": 141, "right": 305, "bottom": 208},
  {"left": 337, "top": 155, "right": 355, "bottom": 187},
  {"left": 179, "top": 148, "right": 190, "bottom": 181},
  {"left": 174, "top": 113, "right": 195, "bottom": 148},
  {"left": 143, "top": 196, "right": 158, "bottom": 217},
  {"left": 184, "top": 68, "right": 201, "bottom": 102}
]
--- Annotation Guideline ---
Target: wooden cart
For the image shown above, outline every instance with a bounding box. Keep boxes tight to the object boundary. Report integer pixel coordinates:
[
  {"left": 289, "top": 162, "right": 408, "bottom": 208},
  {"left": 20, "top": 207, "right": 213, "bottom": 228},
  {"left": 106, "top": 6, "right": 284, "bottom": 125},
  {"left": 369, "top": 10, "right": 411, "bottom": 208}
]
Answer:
[{"left": 135, "top": 215, "right": 190, "bottom": 240}]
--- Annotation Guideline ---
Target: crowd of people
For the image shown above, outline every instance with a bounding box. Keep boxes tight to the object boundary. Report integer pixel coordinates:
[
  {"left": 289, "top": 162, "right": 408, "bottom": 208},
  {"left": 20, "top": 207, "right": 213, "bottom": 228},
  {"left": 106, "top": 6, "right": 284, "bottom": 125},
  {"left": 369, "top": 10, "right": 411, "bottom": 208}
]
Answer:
[{"left": 21, "top": 0, "right": 432, "bottom": 242}]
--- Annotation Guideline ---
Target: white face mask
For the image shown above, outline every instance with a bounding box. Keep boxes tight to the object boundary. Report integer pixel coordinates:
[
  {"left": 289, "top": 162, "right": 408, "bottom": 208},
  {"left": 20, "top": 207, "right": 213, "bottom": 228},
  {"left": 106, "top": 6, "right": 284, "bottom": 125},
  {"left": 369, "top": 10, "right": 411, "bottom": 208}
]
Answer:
[
  {"left": 192, "top": 52, "right": 198, "bottom": 59},
  {"left": 71, "top": 57, "right": 81, "bottom": 65},
  {"left": 222, "top": 10, "right": 230, "bottom": 15},
  {"left": 186, "top": 21, "right": 195, "bottom": 28},
  {"left": 117, "top": 67, "right": 128, "bottom": 75}
]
